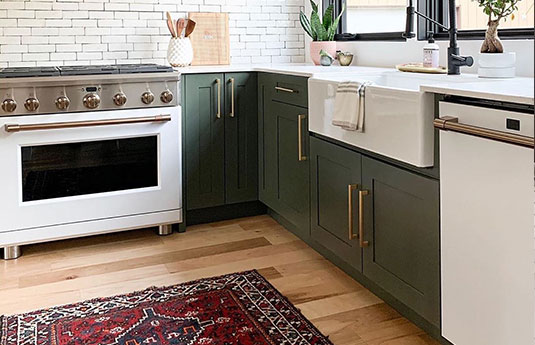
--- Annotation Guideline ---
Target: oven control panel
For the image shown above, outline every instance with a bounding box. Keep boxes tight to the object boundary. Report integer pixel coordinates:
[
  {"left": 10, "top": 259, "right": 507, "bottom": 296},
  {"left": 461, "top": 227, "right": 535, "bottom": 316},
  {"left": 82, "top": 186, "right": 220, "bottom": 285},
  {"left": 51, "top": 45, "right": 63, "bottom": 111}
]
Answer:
[{"left": 0, "top": 81, "right": 178, "bottom": 116}]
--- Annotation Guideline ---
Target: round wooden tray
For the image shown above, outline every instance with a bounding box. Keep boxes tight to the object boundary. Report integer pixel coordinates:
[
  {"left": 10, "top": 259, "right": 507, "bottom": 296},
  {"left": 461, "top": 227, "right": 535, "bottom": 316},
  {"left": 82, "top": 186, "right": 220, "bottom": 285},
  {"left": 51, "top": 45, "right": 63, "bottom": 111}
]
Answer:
[{"left": 396, "top": 63, "right": 448, "bottom": 74}]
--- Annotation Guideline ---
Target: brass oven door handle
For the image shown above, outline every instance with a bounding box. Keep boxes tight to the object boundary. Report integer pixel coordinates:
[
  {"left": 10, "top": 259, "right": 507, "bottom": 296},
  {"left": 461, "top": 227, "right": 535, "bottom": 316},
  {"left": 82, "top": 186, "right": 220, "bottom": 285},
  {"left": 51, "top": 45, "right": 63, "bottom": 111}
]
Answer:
[
  {"left": 4, "top": 115, "right": 171, "bottom": 133},
  {"left": 298, "top": 114, "right": 307, "bottom": 161},
  {"left": 216, "top": 78, "right": 221, "bottom": 119},
  {"left": 359, "top": 190, "right": 370, "bottom": 248},
  {"left": 229, "top": 77, "right": 235, "bottom": 118},
  {"left": 275, "top": 86, "right": 296, "bottom": 93},
  {"left": 348, "top": 184, "right": 358, "bottom": 241},
  {"left": 434, "top": 116, "right": 534, "bottom": 148}
]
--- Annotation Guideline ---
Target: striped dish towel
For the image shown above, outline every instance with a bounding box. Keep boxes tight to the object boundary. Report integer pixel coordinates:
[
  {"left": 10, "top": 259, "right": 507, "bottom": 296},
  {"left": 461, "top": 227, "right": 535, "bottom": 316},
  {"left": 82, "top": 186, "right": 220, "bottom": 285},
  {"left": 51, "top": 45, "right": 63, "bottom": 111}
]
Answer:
[{"left": 331, "top": 81, "right": 371, "bottom": 132}]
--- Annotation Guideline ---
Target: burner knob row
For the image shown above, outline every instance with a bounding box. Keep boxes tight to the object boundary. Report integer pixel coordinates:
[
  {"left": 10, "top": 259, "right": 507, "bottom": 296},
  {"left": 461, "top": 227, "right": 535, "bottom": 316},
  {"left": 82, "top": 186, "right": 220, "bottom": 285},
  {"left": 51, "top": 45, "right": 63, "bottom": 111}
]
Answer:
[
  {"left": 113, "top": 92, "right": 127, "bottom": 107},
  {"left": 83, "top": 93, "right": 100, "bottom": 109},
  {"left": 141, "top": 91, "right": 155, "bottom": 105},
  {"left": 160, "top": 90, "right": 174, "bottom": 104},
  {"left": 24, "top": 97, "right": 40, "bottom": 112},
  {"left": 56, "top": 96, "right": 70, "bottom": 110},
  {"left": 2, "top": 99, "right": 17, "bottom": 113}
]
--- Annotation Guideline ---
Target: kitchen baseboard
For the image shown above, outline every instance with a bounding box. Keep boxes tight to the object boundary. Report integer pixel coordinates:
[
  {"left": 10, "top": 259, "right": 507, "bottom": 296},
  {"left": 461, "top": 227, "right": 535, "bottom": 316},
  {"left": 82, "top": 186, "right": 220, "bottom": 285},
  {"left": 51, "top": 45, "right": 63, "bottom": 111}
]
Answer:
[{"left": 185, "top": 201, "right": 267, "bottom": 226}]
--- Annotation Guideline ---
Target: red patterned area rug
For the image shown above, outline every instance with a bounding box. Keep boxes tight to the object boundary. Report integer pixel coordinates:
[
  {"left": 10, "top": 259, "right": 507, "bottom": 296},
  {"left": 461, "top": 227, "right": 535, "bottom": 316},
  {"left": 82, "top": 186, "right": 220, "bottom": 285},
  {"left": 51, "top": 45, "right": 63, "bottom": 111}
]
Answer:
[{"left": 1, "top": 270, "right": 333, "bottom": 345}]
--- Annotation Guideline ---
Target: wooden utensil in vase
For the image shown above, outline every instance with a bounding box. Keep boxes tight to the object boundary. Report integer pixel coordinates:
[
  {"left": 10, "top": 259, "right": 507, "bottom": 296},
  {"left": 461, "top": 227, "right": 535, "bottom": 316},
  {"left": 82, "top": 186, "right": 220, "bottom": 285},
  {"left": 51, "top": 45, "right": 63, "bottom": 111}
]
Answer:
[
  {"left": 185, "top": 19, "right": 196, "bottom": 37},
  {"left": 177, "top": 18, "right": 186, "bottom": 37},
  {"left": 166, "top": 12, "right": 176, "bottom": 37}
]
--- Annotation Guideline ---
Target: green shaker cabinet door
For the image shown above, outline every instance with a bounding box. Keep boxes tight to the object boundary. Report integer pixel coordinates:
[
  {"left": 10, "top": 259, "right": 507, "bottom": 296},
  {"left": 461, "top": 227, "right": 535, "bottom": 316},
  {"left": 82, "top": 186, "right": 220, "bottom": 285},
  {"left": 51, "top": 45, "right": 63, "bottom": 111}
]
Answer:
[
  {"left": 184, "top": 74, "right": 225, "bottom": 210},
  {"left": 361, "top": 156, "right": 440, "bottom": 327},
  {"left": 310, "top": 137, "right": 363, "bottom": 272},
  {"left": 224, "top": 73, "right": 258, "bottom": 204},
  {"left": 259, "top": 93, "right": 310, "bottom": 237}
]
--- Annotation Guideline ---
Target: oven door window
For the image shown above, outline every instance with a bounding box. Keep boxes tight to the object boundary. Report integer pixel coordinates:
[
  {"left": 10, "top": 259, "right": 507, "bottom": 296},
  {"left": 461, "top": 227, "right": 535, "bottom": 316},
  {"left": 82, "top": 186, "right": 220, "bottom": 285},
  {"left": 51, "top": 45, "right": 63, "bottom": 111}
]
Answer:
[{"left": 21, "top": 136, "right": 158, "bottom": 202}]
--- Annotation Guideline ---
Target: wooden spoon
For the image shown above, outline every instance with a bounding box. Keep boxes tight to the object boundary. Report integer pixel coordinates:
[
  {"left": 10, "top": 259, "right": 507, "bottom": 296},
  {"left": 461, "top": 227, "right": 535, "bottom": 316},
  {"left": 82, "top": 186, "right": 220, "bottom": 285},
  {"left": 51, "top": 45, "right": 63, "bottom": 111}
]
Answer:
[
  {"left": 166, "top": 12, "right": 176, "bottom": 37},
  {"left": 177, "top": 18, "right": 186, "bottom": 37},
  {"left": 185, "top": 19, "right": 196, "bottom": 37}
]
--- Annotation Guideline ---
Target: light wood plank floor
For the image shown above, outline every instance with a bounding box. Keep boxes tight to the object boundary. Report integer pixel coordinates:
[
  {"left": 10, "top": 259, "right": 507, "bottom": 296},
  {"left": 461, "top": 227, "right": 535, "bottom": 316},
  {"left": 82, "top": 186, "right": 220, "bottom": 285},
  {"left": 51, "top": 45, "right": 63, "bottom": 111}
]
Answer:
[{"left": 0, "top": 215, "right": 439, "bottom": 345}]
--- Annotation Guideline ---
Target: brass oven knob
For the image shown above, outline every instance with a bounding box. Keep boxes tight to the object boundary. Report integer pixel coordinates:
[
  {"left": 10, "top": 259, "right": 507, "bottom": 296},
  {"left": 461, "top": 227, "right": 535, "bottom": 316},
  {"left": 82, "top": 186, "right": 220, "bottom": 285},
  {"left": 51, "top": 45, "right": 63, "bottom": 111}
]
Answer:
[
  {"left": 55, "top": 96, "right": 70, "bottom": 110},
  {"left": 24, "top": 97, "right": 40, "bottom": 112},
  {"left": 160, "top": 90, "right": 174, "bottom": 104},
  {"left": 113, "top": 92, "right": 127, "bottom": 106},
  {"left": 83, "top": 93, "right": 100, "bottom": 109},
  {"left": 1, "top": 99, "right": 17, "bottom": 113},
  {"left": 141, "top": 91, "right": 155, "bottom": 105}
]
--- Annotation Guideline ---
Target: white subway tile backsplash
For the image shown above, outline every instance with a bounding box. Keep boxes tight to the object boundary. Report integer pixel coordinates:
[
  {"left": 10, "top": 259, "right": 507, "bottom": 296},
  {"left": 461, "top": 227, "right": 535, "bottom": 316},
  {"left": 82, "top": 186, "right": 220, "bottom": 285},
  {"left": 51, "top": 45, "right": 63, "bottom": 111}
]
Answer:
[{"left": 0, "top": 0, "right": 305, "bottom": 66}]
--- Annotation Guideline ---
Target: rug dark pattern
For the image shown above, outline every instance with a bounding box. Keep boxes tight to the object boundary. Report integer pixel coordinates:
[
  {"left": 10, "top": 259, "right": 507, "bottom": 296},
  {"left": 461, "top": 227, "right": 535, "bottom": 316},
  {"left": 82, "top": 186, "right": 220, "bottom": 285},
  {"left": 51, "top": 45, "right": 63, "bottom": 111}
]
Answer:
[{"left": 0, "top": 270, "right": 333, "bottom": 345}]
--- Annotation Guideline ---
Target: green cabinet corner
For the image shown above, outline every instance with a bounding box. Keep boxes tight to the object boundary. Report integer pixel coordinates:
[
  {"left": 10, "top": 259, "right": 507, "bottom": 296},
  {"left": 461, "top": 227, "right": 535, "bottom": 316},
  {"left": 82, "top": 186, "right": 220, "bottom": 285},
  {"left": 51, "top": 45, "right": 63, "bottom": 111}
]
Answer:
[{"left": 183, "top": 73, "right": 258, "bottom": 211}]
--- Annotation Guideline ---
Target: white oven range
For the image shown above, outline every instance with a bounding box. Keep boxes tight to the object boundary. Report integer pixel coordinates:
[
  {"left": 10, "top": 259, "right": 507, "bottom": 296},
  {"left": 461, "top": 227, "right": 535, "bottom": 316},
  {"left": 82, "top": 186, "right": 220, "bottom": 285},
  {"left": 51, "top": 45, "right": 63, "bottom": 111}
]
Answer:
[{"left": 0, "top": 64, "right": 182, "bottom": 259}]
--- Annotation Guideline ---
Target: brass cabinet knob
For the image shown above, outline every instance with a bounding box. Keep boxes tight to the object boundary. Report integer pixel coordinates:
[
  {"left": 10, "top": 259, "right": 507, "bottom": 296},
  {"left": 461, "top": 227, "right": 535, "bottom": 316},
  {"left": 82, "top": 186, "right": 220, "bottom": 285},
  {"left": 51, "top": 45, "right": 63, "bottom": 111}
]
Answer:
[
  {"left": 83, "top": 93, "right": 100, "bottom": 109},
  {"left": 141, "top": 91, "right": 155, "bottom": 105},
  {"left": 24, "top": 97, "right": 40, "bottom": 112},
  {"left": 1, "top": 99, "right": 17, "bottom": 113},
  {"left": 113, "top": 92, "right": 127, "bottom": 106},
  {"left": 160, "top": 90, "right": 174, "bottom": 104},
  {"left": 55, "top": 96, "right": 70, "bottom": 110}
]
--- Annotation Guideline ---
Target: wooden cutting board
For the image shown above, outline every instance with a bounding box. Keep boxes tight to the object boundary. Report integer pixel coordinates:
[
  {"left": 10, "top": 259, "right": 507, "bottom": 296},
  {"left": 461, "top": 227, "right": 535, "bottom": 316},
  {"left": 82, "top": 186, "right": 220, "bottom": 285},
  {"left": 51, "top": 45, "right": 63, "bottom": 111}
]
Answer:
[{"left": 188, "top": 12, "right": 230, "bottom": 66}]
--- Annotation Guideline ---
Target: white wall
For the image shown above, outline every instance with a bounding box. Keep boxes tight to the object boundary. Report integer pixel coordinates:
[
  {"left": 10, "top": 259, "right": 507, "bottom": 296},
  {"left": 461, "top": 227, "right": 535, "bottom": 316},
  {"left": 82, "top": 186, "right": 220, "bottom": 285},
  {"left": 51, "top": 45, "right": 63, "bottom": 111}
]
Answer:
[{"left": 0, "top": 0, "right": 306, "bottom": 67}]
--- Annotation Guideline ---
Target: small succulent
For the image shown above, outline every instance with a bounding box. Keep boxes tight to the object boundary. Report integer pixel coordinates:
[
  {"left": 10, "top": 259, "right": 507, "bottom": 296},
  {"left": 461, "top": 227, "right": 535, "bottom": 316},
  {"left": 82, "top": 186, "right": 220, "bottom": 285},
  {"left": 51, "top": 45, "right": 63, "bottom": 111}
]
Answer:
[{"left": 300, "top": 0, "right": 345, "bottom": 41}]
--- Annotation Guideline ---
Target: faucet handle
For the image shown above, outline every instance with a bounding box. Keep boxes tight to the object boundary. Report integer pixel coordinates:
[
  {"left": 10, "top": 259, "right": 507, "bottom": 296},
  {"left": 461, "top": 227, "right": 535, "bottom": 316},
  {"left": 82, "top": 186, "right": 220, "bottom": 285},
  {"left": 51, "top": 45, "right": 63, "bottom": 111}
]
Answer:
[{"left": 451, "top": 54, "right": 474, "bottom": 67}]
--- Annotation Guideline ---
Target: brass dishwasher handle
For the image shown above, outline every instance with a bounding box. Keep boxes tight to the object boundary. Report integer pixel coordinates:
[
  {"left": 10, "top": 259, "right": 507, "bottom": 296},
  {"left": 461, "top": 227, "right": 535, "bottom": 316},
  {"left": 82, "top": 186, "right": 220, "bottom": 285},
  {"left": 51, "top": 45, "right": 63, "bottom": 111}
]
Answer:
[
  {"left": 359, "top": 190, "right": 370, "bottom": 248},
  {"left": 434, "top": 116, "right": 534, "bottom": 148},
  {"left": 348, "top": 184, "right": 358, "bottom": 240},
  {"left": 216, "top": 78, "right": 221, "bottom": 119},
  {"left": 275, "top": 86, "right": 296, "bottom": 93},
  {"left": 298, "top": 114, "right": 307, "bottom": 161},
  {"left": 229, "top": 77, "right": 235, "bottom": 118},
  {"left": 4, "top": 115, "right": 171, "bottom": 133}
]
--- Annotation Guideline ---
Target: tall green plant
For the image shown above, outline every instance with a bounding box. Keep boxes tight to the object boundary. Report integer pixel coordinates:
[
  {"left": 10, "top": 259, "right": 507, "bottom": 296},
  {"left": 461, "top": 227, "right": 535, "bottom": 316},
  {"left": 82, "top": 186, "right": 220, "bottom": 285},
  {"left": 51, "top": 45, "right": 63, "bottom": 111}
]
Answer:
[
  {"left": 300, "top": 0, "right": 345, "bottom": 41},
  {"left": 473, "top": 0, "right": 521, "bottom": 53}
]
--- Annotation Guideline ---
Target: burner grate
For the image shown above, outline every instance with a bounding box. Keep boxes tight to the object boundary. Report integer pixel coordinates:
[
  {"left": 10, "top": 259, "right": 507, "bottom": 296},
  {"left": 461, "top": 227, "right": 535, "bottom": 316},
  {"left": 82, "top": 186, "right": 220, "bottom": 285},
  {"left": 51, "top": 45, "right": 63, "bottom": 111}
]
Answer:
[
  {"left": 0, "top": 64, "right": 175, "bottom": 78},
  {"left": 0, "top": 67, "right": 60, "bottom": 78}
]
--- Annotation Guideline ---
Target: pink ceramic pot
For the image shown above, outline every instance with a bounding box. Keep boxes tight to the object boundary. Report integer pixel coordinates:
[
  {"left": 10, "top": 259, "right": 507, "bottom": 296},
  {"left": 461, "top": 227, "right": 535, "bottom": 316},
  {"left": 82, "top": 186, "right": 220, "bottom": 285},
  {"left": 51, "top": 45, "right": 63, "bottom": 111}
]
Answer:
[{"left": 310, "top": 41, "right": 337, "bottom": 65}]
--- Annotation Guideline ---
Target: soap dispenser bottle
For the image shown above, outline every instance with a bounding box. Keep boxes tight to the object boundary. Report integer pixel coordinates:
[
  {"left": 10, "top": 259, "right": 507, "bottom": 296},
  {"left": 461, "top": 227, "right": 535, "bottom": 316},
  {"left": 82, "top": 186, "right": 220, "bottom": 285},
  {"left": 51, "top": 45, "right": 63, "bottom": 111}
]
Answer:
[{"left": 423, "top": 32, "right": 439, "bottom": 68}]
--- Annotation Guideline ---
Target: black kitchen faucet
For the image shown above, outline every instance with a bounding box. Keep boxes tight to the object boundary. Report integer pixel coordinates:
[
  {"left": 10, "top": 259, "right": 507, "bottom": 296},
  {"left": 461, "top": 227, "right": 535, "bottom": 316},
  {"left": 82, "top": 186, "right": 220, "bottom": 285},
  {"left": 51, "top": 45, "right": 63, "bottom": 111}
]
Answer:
[{"left": 403, "top": 0, "right": 474, "bottom": 75}]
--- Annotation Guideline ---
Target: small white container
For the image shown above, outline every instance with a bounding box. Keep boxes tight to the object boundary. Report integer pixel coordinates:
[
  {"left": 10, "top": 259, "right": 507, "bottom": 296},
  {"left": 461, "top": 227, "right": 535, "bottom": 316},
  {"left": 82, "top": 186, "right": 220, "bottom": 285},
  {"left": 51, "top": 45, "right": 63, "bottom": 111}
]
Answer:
[
  {"left": 478, "top": 52, "right": 516, "bottom": 78},
  {"left": 167, "top": 37, "right": 194, "bottom": 67},
  {"left": 423, "top": 34, "right": 440, "bottom": 68}
]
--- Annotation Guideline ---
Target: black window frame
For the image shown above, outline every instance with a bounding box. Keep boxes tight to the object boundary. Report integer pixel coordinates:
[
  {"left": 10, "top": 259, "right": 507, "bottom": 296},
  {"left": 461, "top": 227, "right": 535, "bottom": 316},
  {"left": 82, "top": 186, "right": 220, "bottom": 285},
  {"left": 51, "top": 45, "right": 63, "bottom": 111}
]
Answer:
[{"left": 324, "top": 0, "right": 534, "bottom": 41}]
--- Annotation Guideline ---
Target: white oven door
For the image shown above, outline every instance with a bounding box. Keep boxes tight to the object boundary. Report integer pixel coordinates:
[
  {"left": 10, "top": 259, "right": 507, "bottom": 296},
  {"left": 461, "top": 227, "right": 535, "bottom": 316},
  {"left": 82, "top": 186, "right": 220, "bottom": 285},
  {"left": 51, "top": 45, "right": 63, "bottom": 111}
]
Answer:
[{"left": 0, "top": 106, "right": 181, "bottom": 234}]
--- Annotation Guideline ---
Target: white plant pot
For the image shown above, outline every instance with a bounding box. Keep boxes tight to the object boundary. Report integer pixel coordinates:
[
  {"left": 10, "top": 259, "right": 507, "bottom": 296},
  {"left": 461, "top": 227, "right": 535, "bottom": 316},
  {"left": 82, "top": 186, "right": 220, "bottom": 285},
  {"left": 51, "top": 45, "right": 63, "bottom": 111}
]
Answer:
[
  {"left": 167, "top": 37, "right": 194, "bottom": 67},
  {"left": 478, "top": 52, "right": 516, "bottom": 79}
]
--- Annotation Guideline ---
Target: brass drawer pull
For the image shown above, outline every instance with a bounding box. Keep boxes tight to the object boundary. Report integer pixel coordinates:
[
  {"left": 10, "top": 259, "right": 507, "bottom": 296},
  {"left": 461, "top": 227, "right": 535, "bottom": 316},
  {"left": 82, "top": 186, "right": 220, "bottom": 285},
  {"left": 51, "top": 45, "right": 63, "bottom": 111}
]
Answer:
[
  {"left": 434, "top": 116, "right": 534, "bottom": 148},
  {"left": 4, "top": 115, "right": 171, "bottom": 133},
  {"left": 275, "top": 86, "right": 296, "bottom": 94},
  {"left": 348, "top": 184, "right": 358, "bottom": 240},
  {"left": 216, "top": 78, "right": 221, "bottom": 119},
  {"left": 359, "top": 190, "right": 370, "bottom": 248},
  {"left": 298, "top": 114, "right": 307, "bottom": 161},
  {"left": 229, "top": 77, "right": 235, "bottom": 118}
]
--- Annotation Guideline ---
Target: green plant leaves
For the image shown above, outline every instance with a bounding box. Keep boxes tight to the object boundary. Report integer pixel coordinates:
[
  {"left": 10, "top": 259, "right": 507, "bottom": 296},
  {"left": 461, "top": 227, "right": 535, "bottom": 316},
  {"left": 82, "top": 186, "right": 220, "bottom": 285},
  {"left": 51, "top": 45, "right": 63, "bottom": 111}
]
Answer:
[
  {"left": 310, "top": 0, "right": 318, "bottom": 13},
  {"left": 299, "top": 0, "right": 343, "bottom": 41},
  {"left": 323, "top": 4, "right": 333, "bottom": 30},
  {"left": 300, "top": 10, "right": 316, "bottom": 40},
  {"left": 311, "top": 10, "right": 328, "bottom": 40}
]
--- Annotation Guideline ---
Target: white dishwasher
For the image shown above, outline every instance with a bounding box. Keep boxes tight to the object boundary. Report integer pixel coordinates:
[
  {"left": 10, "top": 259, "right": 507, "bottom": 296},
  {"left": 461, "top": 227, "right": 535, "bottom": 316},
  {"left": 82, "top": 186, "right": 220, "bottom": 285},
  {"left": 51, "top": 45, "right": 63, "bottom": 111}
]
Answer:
[{"left": 436, "top": 99, "right": 534, "bottom": 345}]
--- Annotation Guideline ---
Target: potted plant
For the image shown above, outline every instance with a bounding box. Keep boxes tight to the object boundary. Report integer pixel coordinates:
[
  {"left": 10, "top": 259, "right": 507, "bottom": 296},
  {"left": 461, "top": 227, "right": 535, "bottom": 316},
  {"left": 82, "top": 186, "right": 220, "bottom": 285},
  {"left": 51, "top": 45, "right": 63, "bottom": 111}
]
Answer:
[
  {"left": 300, "top": 1, "right": 345, "bottom": 65},
  {"left": 475, "top": 0, "right": 521, "bottom": 78}
]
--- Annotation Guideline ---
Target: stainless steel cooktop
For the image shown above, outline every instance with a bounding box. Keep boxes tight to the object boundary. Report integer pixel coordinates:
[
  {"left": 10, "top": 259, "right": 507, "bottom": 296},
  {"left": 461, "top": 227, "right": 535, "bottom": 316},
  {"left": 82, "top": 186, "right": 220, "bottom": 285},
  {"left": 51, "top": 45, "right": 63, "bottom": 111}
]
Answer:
[{"left": 0, "top": 64, "right": 180, "bottom": 116}]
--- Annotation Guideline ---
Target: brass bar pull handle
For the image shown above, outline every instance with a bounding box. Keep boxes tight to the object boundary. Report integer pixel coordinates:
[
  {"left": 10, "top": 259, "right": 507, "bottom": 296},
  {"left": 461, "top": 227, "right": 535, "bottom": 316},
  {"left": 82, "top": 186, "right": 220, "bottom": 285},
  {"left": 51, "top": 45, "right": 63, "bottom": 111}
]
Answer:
[
  {"left": 4, "top": 115, "right": 171, "bottom": 133},
  {"left": 298, "top": 114, "right": 307, "bottom": 161},
  {"left": 229, "top": 77, "right": 235, "bottom": 118},
  {"left": 216, "top": 78, "right": 221, "bottom": 119},
  {"left": 348, "top": 184, "right": 358, "bottom": 241},
  {"left": 359, "top": 190, "right": 370, "bottom": 248},
  {"left": 275, "top": 86, "right": 296, "bottom": 93},
  {"left": 434, "top": 116, "right": 534, "bottom": 148}
]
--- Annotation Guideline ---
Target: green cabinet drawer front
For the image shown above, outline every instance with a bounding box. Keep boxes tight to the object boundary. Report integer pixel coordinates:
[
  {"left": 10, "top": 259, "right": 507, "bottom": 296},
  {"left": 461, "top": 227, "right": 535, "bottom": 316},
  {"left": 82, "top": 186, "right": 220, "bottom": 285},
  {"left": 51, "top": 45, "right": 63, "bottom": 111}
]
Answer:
[
  {"left": 259, "top": 77, "right": 309, "bottom": 237},
  {"left": 224, "top": 73, "right": 258, "bottom": 204},
  {"left": 184, "top": 74, "right": 225, "bottom": 210},
  {"left": 361, "top": 156, "right": 440, "bottom": 327},
  {"left": 310, "top": 137, "right": 363, "bottom": 272},
  {"left": 261, "top": 73, "right": 308, "bottom": 108}
]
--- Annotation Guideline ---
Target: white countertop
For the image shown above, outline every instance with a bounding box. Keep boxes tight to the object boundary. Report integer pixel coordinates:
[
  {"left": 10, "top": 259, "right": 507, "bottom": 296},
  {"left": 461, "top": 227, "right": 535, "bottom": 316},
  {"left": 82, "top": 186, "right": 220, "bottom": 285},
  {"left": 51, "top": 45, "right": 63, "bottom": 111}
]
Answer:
[{"left": 176, "top": 63, "right": 534, "bottom": 105}]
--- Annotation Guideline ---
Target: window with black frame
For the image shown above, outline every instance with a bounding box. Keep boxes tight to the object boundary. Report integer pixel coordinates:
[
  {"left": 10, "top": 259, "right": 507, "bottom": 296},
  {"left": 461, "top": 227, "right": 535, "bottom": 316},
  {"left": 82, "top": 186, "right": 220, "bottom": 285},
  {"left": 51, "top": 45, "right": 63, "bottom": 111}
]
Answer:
[{"left": 324, "top": 0, "right": 534, "bottom": 41}]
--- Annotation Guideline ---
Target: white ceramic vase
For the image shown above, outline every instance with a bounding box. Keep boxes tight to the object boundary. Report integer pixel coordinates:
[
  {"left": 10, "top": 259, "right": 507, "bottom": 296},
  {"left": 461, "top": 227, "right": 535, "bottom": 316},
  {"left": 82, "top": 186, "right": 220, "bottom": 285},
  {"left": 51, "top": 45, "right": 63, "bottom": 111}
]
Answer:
[
  {"left": 478, "top": 52, "right": 516, "bottom": 79},
  {"left": 167, "top": 37, "right": 194, "bottom": 67}
]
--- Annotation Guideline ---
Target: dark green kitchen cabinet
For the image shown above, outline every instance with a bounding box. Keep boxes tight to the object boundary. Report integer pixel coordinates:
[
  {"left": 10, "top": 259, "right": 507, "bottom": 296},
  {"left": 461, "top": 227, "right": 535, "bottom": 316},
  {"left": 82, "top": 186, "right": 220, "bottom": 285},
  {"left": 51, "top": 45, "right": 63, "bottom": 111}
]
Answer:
[
  {"left": 310, "top": 137, "right": 362, "bottom": 272},
  {"left": 258, "top": 73, "right": 310, "bottom": 239},
  {"left": 360, "top": 156, "right": 440, "bottom": 327},
  {"left": 184, "top": 73, "right": 257, "bottom": 211}
]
